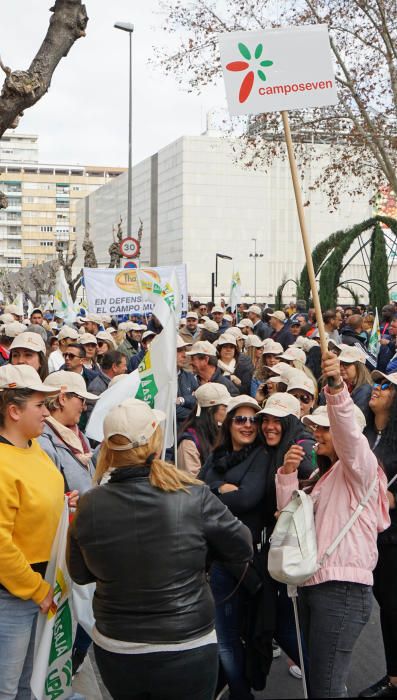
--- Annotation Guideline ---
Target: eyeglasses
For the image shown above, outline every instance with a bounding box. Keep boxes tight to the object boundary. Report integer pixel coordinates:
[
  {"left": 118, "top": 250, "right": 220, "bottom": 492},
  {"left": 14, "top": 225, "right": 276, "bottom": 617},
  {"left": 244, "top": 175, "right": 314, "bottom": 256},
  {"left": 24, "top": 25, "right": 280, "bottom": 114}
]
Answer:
[
  {"left": 68, "top": 392, "right": 86, "bottom": 404},
  {"left": 373, "top": 381, "right": 392, "bottom": 391},
  {"left": 63, "top": 352, "right": 80, "bottom": 360},
  {"left": 231, "top": 415, "right": 258, "bottom": 425}
]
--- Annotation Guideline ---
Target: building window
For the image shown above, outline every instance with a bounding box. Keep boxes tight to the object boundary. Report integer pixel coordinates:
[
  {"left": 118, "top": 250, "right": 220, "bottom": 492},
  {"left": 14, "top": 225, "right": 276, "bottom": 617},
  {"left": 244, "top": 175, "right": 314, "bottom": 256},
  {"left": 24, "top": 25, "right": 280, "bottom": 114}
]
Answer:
[
  {"left": 40, "top": 226, "right": 53, "bottom": 232},
  {"left": 40, "top": 241, "right": 53, "bottom": 247},
  {"left": 7, "top": 258, "right": 21, "bottom": 265},
  {"left": 56, "top": 200, "right": 69, "bottom": 209}
]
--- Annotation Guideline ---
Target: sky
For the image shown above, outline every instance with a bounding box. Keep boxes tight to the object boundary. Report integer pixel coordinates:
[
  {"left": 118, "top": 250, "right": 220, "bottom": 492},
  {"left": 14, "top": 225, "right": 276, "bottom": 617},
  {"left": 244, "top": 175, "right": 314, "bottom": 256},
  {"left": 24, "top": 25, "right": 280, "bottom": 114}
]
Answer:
[{"left": 0, "top": 0, "right": 226, "bottom": 167}]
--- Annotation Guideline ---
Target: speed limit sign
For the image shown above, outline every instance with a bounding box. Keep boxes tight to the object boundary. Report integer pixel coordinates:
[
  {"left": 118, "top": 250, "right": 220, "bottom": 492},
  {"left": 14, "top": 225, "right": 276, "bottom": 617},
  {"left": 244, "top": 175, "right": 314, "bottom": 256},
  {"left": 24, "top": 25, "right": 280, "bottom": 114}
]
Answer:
[{"left": 120, "top": 237, "right": 140, "bottom": 259}]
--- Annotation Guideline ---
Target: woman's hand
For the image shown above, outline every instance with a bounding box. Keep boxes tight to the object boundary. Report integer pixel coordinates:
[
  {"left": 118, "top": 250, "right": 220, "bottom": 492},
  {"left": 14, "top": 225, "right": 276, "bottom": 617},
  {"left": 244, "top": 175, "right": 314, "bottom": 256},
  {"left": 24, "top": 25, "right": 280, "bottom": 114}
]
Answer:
[
  {"left": 39, "top": 586, "right": 55, "bottom": 615},
  {"left": 67, "top": 490, "right": 79, "bottom": 509},
  {"left": 387, "top": 491, "right": 396, "bottom": 510},
  {"left": 321, "top": 351, "right": 342, "bottom": 390},
  {"left": 282, "top": 445, "right": 305, "bottom": 474},
  {"left": 219, "top": 483, "right": 239, "bottom": 494},
  {"left": 230, "top": 375, "right": 241, "bottom": 386}
]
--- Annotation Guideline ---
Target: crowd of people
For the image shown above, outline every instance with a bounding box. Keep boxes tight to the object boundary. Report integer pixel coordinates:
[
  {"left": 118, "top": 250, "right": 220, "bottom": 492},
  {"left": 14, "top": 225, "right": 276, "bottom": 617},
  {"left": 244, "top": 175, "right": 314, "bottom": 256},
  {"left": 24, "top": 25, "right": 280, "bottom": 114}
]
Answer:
[{"left": 0, "top": 296, "right": 396, "bottom": 700}]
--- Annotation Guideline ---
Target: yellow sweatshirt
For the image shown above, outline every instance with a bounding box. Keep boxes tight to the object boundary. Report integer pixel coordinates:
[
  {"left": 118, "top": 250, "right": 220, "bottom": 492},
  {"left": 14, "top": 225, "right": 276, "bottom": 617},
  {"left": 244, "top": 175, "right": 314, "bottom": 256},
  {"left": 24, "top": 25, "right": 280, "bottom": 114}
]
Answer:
[{"left": 0, "top": 438, "right": 64, "bottom": 604}]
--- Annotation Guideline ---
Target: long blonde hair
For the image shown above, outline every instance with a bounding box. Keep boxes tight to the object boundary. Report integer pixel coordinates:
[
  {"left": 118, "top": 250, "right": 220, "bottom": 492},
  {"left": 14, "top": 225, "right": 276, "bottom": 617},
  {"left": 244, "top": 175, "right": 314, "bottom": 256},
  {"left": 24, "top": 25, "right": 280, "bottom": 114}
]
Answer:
[{"left": 94, "top": 426, "right": 201, "bottom": 492}]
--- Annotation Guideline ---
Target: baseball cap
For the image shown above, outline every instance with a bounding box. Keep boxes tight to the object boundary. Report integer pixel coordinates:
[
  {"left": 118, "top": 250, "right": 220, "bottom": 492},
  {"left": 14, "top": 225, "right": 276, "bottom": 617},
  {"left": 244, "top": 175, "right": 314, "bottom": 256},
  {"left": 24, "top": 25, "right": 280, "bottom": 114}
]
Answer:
[
  {"left": 247, "top": 304, "right": 262, "bottom": 315},
  {"left": 338, "top": 346, "right": 366, "bottom": 364},
  {"left": 267, "top": 362, "right": 297, "bottom": 379},
  {"left": 226, "top": 394, "right": 261, "bottom": 414},
  {"left": 1, "top": 321, "right": 27, "bottom": 338},
  {"left": 195, "top": 383, "right": 231, "bottom": 415},
  {"left": 107, "top": 326, "right": 117, "bottom": 334},
  {"left": 302, "top": 404, "right": 366, "bottom": 432},
  {"left": 287, "top": 370, "right": 316, "bottom": 395},
  {"left": 103, "top": 398, "right": 165, "bottom": 449},
  {"left": 212, "top": 305, "right": 224, "bottom": 314},
  {"left": 186, "top": 311, "right": 199, "bottom": 320},
  {"left": 237, "top": 319, "right": 254, "bottom": 329},
  {"left": 262, "top": 339, "right": 284, "bottom": 355},
  {"left": 79, "top": 332, "right": 98, "bottom": 346},
  {"left": 258, "top": 392, "right": 301, "bottom": 419},
  {"left": 280, "top": 347, "right": 306, "bottom": 364},
  {"left": 268, "top": 311, "right": 286, "bottom": 322},
  {"left": 224, "top": 314, "right": 233, "bottom": 323},
  {"left": 57, "top": 326, "right": 79, "bottom": 341},
  {"left": 202, "top": 319, "right": 219, "bottom": 333},
  {"left": 217, "top": 333, "right": 237, "bottom": 347},
  {"left": 96, "top": 330, "right": 117, "bottom": 348},
  {"left": 44, "top": 370, "right": 99, "bottom": 401},
  {"left": 0, "top": 364, "right": 60, "bottom": 394},
  {"left": 142, "top": 330, "right": 156, "bottom": 341},
  {"left": 177, "top": 335, "right": 190, "bottom": 349},
  {"left": 186, "top": 341, "right": 217, "bottom": 357},
  {"left": 10, "top": 331, "right": 46, "bottom": 354},
  {"left": 371, "top": 370, "right": 397, "bottom": 386},
  {"left": 244, "top": 335, "right": 262, "bottom": 348},
  {"left": 4, "top": 304, "right": 22, "bottom": 316},
  {"left": 226, "top": 327, "right": 244, "bottom": 341},
  {"left": 85, "top": 313, "right": 102, "bottom": 325},
  {"left": 101, "top": 315, "right": 112, "bottom": 324},
  {"left": 0, "top": 313, "right": 16, "bottom": 324}
]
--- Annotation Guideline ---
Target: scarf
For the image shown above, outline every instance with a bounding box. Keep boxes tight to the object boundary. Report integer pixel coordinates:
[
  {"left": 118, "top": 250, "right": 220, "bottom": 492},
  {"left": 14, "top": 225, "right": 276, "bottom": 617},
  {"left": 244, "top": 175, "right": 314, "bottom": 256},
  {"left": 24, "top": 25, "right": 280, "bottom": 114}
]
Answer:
[
  {"left": 211, "top": 442, "right": 258, "bottom": 475},
  {"left": 46, "top": 416, "right": 92, "bottom": 468},
  {"left": 217, "top": 358, "right": 236, "bottom": 377}
]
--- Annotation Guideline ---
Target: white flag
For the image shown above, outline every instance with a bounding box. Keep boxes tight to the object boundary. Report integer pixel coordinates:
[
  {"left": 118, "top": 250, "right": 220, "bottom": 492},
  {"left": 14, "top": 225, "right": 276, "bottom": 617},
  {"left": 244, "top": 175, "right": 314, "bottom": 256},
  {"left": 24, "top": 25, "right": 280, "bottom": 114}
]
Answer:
[
  {"left": 11, "top": 291, "right": 24, "bottom": 316},
  {"left": 85, "top": 370, "right": 141, "bottom": 442},
  {"left": 27, "top": 298, "right": 34, "bottom": 319},
  {"left": 54, "top": 268, "right": 76, "bottom": 325},
  {"left": 229, "top": 270, "right": 242, "bottom": 312},
  {"left": 368, "top": 308, "right": 380, "bottom": 359},
  {"left": 31, "top": 500, "right": 73, "bottom": 700}
]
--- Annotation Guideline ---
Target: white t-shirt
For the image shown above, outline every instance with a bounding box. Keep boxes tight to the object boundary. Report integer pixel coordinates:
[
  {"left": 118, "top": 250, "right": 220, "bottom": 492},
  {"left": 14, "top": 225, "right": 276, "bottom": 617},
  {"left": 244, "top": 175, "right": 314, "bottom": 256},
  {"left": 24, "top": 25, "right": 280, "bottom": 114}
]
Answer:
[{"left": 48, "top": 349, "right": 64, "bottom": 373}]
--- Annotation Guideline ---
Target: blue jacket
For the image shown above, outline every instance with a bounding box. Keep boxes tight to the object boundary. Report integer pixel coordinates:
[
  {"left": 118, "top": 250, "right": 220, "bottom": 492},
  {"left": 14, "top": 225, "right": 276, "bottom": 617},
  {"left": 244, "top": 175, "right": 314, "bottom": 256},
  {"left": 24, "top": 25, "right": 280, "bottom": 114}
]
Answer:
[{"left": 177, "top": 369, "right": 198, "bottom": 425}]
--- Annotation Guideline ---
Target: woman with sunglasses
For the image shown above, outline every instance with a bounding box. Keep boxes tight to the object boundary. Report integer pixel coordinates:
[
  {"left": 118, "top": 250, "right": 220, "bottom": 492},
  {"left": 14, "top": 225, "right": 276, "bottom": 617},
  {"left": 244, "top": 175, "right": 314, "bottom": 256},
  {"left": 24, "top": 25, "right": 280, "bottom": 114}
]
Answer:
[
  {"left": 201, "top": 395, "right": 265, "bottom": 700},
  {"left": 95, "top": 330, "right": 117, "bottom": 365},
  {"left": 359, "top": 371, "right": 397, "bottom": 698},
  {"left": 287, "top": 369, "right": 317, "bottom": 418},
  {"left": 276, "top": 352, "right": 390, "bottom": 698}
]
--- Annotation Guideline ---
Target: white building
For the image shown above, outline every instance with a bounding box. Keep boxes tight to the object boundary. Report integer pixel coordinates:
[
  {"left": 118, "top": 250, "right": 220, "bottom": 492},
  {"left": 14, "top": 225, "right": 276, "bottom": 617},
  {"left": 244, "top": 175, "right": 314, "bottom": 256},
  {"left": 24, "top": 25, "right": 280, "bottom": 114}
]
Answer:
[{"left": 76, "top": 132, "right": 379, "bottom": 304}]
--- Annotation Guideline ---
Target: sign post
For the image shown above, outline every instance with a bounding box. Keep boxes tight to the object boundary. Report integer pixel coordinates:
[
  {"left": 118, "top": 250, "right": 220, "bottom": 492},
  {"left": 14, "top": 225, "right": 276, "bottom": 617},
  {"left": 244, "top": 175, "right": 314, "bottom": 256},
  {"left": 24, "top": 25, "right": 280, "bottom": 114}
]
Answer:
[{"left": 219, "top": 24, "right": 338, "bottom": 354}]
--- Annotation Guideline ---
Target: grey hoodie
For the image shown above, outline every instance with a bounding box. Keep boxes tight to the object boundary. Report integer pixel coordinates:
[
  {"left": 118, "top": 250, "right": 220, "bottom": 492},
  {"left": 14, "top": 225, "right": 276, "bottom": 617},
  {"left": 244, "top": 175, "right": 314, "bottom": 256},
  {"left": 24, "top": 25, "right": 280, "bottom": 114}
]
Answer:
[{"left": 38, "top": 422, "right": 95, "bottom": 495}]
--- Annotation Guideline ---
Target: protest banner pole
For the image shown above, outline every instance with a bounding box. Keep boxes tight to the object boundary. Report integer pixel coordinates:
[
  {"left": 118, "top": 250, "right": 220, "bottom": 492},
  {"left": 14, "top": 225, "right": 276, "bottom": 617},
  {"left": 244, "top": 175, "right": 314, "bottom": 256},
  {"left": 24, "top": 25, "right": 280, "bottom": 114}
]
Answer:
[{"left": 280, "top": 109, "right": 328, "bottom": 356}]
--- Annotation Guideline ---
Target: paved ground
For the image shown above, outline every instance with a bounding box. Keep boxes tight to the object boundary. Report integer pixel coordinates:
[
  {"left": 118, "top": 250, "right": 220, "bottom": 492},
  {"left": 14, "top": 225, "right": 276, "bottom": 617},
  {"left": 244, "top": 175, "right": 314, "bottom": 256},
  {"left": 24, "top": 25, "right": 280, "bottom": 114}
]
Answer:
[{"left": 73, "top": 604, "right": 385, "bottom": 699}]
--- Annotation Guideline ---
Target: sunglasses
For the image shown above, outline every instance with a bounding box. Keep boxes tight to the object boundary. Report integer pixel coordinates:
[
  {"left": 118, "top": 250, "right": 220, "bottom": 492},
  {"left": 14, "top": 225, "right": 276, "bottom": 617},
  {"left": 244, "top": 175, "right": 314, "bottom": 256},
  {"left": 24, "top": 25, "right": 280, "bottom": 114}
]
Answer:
[
  {"left": 231, "top": 415, "right": 258, "bottom": 425},
  {"left": 291, "top": 392, "right": 312, "bottom": 404},
  {"left": 63, "top": 352, "right": 81, "bottom": 360},
  {"left": 97, "top": 341, "right": 106, "bottom": 347},
  {"left": 373, "top": 381, "right": 392, "bottom": 391},
  {"left": 68, "top": 392, "right": 86, "bottom": 404}
]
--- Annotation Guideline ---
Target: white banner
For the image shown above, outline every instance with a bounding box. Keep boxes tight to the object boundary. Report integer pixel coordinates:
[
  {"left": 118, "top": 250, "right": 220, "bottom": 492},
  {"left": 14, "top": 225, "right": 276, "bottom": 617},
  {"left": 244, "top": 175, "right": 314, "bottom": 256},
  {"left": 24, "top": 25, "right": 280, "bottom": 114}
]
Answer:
[
  {"left": 83, "top": 264, "right": 188, "bottom": 316},
  {"left": 31, "top": 501, "right": 73, "bottom": 700},
  {"left": 85, "top": 370, "right": 141, "bottom": 442},
  {"left": 219, "top": 25, "right": 338, "bottom": 116}
]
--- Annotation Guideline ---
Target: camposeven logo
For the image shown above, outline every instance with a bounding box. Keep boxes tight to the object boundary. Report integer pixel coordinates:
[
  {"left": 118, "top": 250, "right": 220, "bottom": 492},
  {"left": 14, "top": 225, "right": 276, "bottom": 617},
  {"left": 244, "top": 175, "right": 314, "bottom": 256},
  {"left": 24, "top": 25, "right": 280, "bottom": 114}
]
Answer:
[{"left": 226, "top": 42, "right": 273, "bottom": 103}]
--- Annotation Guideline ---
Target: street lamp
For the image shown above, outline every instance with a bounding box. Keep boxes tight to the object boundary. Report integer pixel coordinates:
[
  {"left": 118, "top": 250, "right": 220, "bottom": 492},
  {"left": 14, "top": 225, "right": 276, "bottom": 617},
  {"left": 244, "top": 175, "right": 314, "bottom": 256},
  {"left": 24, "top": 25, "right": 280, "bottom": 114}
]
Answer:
[
  {"left": 114, "top": 21, "right": 134, "bottom": 239},
  {"left": 249, "top": 238, "right": 264, "bottom": 302},
  {"left": 211, "top": 253, "right": 233, "bottom": 303}
]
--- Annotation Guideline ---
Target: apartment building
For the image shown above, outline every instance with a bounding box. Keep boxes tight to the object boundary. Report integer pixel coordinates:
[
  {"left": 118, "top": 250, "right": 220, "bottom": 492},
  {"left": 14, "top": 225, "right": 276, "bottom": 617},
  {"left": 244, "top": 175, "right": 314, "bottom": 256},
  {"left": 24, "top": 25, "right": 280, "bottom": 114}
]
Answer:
[{"left": 0, "top": 131, "right": 124, "bottom": 269}]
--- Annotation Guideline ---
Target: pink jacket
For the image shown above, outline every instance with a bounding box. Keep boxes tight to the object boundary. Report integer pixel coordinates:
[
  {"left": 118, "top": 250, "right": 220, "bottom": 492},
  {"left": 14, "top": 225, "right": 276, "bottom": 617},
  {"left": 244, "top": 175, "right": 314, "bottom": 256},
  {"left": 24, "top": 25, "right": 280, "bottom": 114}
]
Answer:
[{"left": 275, "top": 385, "right": 390, "bottom": 587}]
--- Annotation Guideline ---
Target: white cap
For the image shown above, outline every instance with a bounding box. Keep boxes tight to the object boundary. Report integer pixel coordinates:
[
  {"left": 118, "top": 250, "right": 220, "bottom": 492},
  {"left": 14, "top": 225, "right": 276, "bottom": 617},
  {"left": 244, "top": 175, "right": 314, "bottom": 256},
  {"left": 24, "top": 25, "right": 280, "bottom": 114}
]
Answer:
[
  {"left": 280, "top": 346, "right": 306, "bottom": 364},
  {"left": 177, "top": 335, "right": 190, "bottom": 349},
  {"left": 262, "top": 339, "right": 284, "bottom": 355},
  {"left": 226, "top": 394, "right": 261, "bottom": 414},
  {"left": 195, "top": 383, "right": 231, "bottom": 415},
  {"left": 44, "top": 370, "right": 99, "bottom": 401},
  {"left": 212, "top": 305, "right": 224, "bottom": 314},
  {"left": 85, "top": 313, "right": 102, "bottom": 325},
  {"left": 237, "top": 319, "right": 254, "bottom": 329},
  {"left": 78, "top": 332, "right": 98, "bottom": 346},
  {"left": 267, "top": 362, "right": 297, "bottom": 379},
  {"left": 258, "top": 392, "right": 301, "bottom": 419},
  {"left": 0, "top": 313, "right": 16, "bottom": 324},
  {"left": 57, "top": 326, "right": 79, "bottom": 341},
  {"left": 338, "top": 346, "right": 366, "bottom": 364},
  {"left": 217, "top": 333, "right": 237, "bottom": 347},
  {"left": 0, "top": 364, "right": 60, "bottom": 394},
  {"left": 142, "top": 330, "right": 156, "bottom": 341},
  {"left": 244, "top": 335, "right": 263, "bottom": 348},
  {"left": 4, "top": 304, "right": 22, "bottom": 316},
  {"left": 224, "top": 314, "right": 233, "bottom": 323},
  {"left": 10, "top": 331, "right": 46, "bottom": 354},
  {"left": 103, "top": 398, "right": 165, "bottom": 449},
  {"left": 202, "top": 319, "right": 219, "bottom": 333},
  {"left": 107, "top": 326, "right": 117, "bottom": 334},
  {"left": 268, "top": 310, "right": 286, "bottom": 322},
  {"left": 1, "top": 321, "right": 27, "bottom": 338},
  {"left": 186, "top": 341, "right": 217, "bottom": 357},
  {"left": 226, "top": 326, "right": 244, "bottom": 341},
  {"left": 247, "top": 304, "right": 262, "bottom": 316},
  {"left": 287, "top": 370, "right": 316, "bottom": 395},
  {"left": 371, "top": 370, "right": 397, "bottom": 386},
  {"left": 186, "top": 311, "right": 199, "bottom": 320},
  {"left": 302, "top": 403, "right": 366, "bottom": 432},
  {"left": 96, "top": 330, "right": 117, "bottom": 349}
]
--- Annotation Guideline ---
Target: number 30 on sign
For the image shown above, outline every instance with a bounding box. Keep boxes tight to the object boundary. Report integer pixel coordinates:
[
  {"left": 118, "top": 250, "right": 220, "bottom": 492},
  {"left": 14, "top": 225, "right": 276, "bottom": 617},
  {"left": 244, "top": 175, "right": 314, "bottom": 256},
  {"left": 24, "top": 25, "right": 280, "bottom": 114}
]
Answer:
[{"left": 120, "top": 237, "right": 140, "bottom": 258}]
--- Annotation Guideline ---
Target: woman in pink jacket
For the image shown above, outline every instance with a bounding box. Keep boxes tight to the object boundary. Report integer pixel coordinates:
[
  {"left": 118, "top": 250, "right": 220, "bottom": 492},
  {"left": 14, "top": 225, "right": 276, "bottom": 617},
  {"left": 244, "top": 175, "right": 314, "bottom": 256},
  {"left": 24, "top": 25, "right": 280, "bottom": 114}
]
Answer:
[{"left": 275, "top": 351, "right": 390, "bottom": 698}]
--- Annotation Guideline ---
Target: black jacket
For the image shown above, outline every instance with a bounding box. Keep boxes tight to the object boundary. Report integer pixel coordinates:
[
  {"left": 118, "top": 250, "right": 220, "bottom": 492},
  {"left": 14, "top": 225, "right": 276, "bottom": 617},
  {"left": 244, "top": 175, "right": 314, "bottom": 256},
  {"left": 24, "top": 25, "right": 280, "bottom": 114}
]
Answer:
[
  {"left": 235, "top": 354, "right": 255, "bottom": 395},
  {"left": 271, "top": 325, "right": 295, "bottom": 350},
  {"left": 340, "top": 328, "right": 367, "bottom": 351},
  {"left": 364, "top": 424, "right": 397, "bottom": 545},
  {"left": 177, "top": 369, "right": 198, "bottom": 424},
  {"left": 201, "top": 445, "right": 267, "bottom": 544},
  {"left": 67, "top": 466, "right": 253, "bottom": 643},
  {"left": 197, "top": 367, "right": 240, "bottom": 397},
  {"left": 252, "top": 320, "right": 271, "bottom": 341}
]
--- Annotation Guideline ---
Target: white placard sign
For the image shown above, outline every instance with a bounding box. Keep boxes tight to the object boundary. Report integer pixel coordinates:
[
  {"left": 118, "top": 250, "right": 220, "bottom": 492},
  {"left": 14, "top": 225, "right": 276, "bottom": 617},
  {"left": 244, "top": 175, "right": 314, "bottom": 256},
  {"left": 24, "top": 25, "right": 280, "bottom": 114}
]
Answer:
[
  {"left": 219, "top": 24, "right": 338, "bottom": 116},
  {"left": 83, "top": 264, "right": 188, "bottom": 315}
]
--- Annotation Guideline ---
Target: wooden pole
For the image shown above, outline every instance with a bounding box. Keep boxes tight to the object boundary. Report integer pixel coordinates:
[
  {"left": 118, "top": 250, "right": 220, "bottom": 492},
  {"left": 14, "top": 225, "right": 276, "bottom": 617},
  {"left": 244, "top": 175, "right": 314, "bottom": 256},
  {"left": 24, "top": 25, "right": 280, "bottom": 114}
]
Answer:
[{"left": 281, "top": 110, "right": 328, "bottom": 355}]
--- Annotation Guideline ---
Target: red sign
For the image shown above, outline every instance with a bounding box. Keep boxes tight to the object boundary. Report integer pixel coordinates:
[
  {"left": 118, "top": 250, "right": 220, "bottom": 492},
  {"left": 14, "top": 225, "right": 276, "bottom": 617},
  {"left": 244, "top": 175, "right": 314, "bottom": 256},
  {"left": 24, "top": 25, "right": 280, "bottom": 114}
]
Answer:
[{"left": 120, "top": 237, "right": 140, "bottom": 258}]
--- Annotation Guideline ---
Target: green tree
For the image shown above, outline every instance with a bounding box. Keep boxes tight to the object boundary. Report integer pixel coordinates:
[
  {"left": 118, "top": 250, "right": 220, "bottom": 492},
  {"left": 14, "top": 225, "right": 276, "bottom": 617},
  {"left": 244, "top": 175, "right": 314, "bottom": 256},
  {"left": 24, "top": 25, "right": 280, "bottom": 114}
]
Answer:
[{"left": 369, "top": 223, "right": 389, "bottom": 310}]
